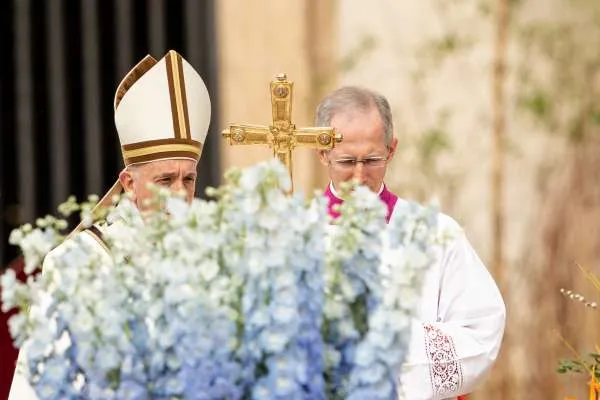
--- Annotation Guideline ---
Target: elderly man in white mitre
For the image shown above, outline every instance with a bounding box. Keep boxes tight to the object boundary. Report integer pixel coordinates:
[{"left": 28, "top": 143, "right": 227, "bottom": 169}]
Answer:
[{"left": 8, "top": 49, "right": 212, "bottom": 400}]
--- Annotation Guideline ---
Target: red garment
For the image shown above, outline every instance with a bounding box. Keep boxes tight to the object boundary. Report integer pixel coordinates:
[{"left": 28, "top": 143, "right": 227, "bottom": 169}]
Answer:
[{"left": 0, "top": 256, "right": 25, "bottom": 400}]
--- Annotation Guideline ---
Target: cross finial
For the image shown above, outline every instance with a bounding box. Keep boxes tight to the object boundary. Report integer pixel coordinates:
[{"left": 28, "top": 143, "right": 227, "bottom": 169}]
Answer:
[{"left": 222, "top": 73, "right": 342, "bottom": 192}]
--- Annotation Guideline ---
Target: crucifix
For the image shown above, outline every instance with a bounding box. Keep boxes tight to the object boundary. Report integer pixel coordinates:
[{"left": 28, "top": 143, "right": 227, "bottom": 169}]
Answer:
[{"left": 222, "top": 73, "right": 343, "bottom": 192}]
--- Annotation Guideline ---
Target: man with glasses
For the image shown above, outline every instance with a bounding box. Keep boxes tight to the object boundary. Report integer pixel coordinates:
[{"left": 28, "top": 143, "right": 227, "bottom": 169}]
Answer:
[{"left": 316, "top": 86, "right": 505, "bottom": 400}]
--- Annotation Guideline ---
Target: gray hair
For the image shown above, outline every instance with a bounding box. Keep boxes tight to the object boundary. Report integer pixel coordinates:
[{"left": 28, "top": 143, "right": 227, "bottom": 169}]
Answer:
[
  {"left": 126, "top": 164, "right": 141, "bottom": 179},
  {"left": 315, "top": 86, "right": 394, "bottom": 146}
]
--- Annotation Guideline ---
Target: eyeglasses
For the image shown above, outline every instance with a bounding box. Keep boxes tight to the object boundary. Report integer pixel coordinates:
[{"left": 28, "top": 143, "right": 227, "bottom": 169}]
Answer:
[{"left": 329, "top": 155, "right": 388, "bottom": 170}]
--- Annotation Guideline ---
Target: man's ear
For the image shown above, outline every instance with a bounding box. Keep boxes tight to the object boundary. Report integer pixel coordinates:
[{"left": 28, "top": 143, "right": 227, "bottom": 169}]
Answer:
[
  {"left": 318, "top": 150, "right": 329, "bottom": 166},
  {"left": 388, "top": 137, "right": 399, "bottom": 160},
  {"left": 118, "top": 169, "right": 135, "bottom": 195}
]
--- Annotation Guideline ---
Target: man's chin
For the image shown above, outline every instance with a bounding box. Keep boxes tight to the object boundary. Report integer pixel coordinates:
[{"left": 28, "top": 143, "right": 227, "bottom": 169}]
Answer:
[{"left": 360, "top": 182, "right": 377, "bottom": 192}]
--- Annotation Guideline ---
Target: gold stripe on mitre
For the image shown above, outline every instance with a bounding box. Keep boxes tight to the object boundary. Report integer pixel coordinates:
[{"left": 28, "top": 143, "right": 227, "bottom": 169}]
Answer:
[
  {"left": 83, "top": 225, "right": 110, "bottom": 254},
  {"left": 121, "top": 138, "right": 202, "bottom": 165},
  {"left": 114, "top": 55, "right": 158, "bottom": 110},
  {"left": 165, "top": 50, "right": 191, "bottom": 140},
  {"left": 67, "top": 180, "right": 123, "bottom": 241}
]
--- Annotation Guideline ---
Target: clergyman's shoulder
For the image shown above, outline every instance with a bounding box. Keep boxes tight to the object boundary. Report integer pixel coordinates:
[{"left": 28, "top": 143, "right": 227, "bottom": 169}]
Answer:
[
  {"left": 393, "top": 197, "right": 463, "bottom": 233},
  {"left": 42, "top": 225, "right": 110, "bottom": 270}
]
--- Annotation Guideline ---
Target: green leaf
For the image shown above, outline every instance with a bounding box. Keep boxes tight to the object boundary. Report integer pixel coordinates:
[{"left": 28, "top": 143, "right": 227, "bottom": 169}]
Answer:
[{"left": 518, "top": 90, "right": 552, "bottom": 120}]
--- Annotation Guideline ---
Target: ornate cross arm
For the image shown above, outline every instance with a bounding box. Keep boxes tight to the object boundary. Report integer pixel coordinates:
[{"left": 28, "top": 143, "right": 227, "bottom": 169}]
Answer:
[{"left": 222, "top": 73, "right": 343, "bottom": 192}]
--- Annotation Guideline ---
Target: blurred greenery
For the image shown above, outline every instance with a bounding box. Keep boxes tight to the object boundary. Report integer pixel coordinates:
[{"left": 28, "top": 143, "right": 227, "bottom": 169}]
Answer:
[
  {"left": 558, "top": 353, "right": 600, "bottom": 379},
  {"left": 515, "top": 0, "right": 600, "bottom": 143},
  {"left": 338, "top": 35, "right": 378, "bottom": 73},
  {"left": 419, "top": 32, "right": 475, "bottom": 68},
  {"left": 416, "top": 111, "right": 454, "bottom": 176}
]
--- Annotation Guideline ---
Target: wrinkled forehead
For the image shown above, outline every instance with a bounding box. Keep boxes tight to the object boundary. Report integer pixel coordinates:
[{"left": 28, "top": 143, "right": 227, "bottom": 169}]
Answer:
[
  {"left": 330, "top": 109, "right": 386, "bottom": 148},
  {"left": 136, "top": 158, "right": 198, "bottom": 174},
  {"left": 330, "top": 105, "right": 381, "bottom": 124}
]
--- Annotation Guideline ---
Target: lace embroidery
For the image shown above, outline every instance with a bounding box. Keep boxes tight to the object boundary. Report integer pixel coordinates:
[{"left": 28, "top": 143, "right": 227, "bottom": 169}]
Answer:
[{"left": 424, "top": 324, "right": 463, "bottom": 397}]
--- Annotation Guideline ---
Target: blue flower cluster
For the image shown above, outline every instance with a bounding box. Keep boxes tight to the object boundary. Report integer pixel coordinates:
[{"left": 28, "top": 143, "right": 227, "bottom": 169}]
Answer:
[
  {"left": 223, "top": 162, "right": 328, "bottom": 399},
  {"left": 323, "top": 186, "right": 440, "bottom": 400},
  {"left": 2, "top": 160, "right": 441, "bottom": 400}
]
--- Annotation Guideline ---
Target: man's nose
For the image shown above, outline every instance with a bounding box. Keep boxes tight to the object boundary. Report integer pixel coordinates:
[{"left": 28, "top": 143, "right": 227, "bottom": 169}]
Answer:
[
  {"left": 171, "top": 179, "right": 184, "bottom": 191},
  {"left": 352, "top": 162, "right": 366, "bottom": 183}
]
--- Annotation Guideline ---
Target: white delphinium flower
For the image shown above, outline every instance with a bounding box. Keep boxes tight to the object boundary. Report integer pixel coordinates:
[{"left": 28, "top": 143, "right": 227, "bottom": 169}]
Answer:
[
  {"left": 0, "top": 269, "right": 18, "bottom": 311},
  {"left": 9, "top": 225, "right": 61, "bottom": 274}
]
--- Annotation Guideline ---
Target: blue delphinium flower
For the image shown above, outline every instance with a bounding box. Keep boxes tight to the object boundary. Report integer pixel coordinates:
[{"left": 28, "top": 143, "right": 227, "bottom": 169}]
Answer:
[
  {"left": 324, "top": 183, "right": 440, "bottom": 400},
  {"left": 223, "top": 161, "right": 327, "bottom": 400}
]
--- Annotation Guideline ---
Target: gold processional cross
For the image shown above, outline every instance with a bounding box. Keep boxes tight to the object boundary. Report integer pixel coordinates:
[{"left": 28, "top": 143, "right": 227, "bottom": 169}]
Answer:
[{"left": 222, "top": 73, "right": 343, "bottom": 192}]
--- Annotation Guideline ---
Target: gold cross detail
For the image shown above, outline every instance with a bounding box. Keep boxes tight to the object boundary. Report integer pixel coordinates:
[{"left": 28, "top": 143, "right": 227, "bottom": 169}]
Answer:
[{"left": 222, "top": 73, "right": 342, "bottom": 192}]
